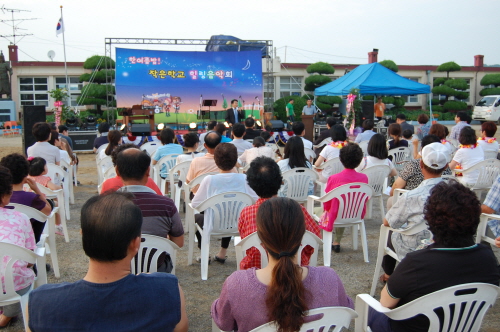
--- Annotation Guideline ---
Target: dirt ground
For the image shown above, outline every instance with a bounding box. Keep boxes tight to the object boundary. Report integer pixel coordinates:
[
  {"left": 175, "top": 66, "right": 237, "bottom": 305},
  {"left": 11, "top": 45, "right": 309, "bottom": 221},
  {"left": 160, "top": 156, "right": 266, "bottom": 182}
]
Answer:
[{"left": 0, "top": 128, "right": 499, "bottom": 331}]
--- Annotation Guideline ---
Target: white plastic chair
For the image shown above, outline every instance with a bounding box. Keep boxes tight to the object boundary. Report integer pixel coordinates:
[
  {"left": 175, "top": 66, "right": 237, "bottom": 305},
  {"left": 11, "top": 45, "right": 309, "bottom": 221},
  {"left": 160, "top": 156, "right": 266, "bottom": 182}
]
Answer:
[
  {"left": 234, "top": 230, "right": 323, "bottom": 270},
  {"left": 476, "top": 213, "right": 499, "bottom": 247},
  {"left": 72, "top": 152, "right": 78, "bottom": 187},
  {"left": 452, "top": 159, "right": 500, "bottom": 198},
  {"left": 131, "top": 234, "right": 181, "bottom": 275},
  {"left": 167, "top": 161, "right": 192, "bottom": 210},
  {"left": 358, "top": 141, "right": 369, "bottom": 157},
  {"left": 355, "top": 283, "right": 500, "bottom": 332},
  {"left": 103, "top": 166, "right": 117, "bottom": 182},
  {"left": 187, "top": 192, "right": 254, "bottom": 280},
  {"left": 280, "top": 168, "right": 318, "bottom": 204},
  {"left": 0, "top": 242, "right": 47, "bottom": 331},
  {"left": 152, "top": 154, "right": 179, "bottom": 193},
  {"left": 312, "top": 137, "right": 332, "bottom": 150},
  {"left": 314, "top": 157, "right": 344, "bottom": 194},
  {"left": 183, "top": 172, "right": 218, "bottom": 235},
  {"left": 60, "top": 159, "right": 75, "bottom": 204},
  {"left": 249, "top": 306, "right": 358, "bottom": 332},
  {"left": 483, "top": 149, "right": 498, "bottom": 160},
  {"left": 388, "top": 147, "right": 411, "bottom": 173},
  {"left": 369, "top": 223, "right": 429, "bottom": 296},
  {"left": 96, "top": 143, "right": 108, "bottom": 156},
  {"left": 96, "top": 156, "right": 113, "bottom": 188},
  {"left": 36, "top": 185, "right": 69, "bottom": 243},
  {"left": 307, "top": 183, "right": 373, "bottom": 265},
  {"left": 7, "top": 203, "right": 61, "bottom": 278},
  {"left": 46, "top": 164, "right": 71, "bottom": 221},
  {"left": 304, "top": 147, "right": 316, "bottom": 162},
  {"left": 361, "top": 165, "right": 391, "bottom": 221},
  {"left": 140, "top": 141, "right": 160, "bottom": 157}
]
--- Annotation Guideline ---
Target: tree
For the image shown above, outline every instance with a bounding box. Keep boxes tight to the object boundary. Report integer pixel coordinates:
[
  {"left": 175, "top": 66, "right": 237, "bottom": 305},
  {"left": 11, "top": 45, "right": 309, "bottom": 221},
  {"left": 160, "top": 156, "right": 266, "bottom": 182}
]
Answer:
[
  {"left": 379, "top": 60, "right": 398, "bottom": 72},
  {"left": 431, "top": 75, "right": 468, "bottom": 112},
  {"left": 480, "top": 74, "right": 500, "bottom": 96},
  {"left": 436, "top": 61, "right": 461, "bottom": 78},
  {"left": 304, "top": 62, "right": 334, "bottom": 92},
  {"left": 77, "top": 55, "right": 116, "bottom": 112}
]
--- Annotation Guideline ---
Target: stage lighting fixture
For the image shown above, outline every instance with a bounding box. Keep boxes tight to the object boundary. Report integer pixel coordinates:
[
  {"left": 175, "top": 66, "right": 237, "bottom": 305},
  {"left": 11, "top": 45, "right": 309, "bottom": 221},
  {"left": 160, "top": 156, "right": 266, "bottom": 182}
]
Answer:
[
  {"left": 256, "top": 120, "right": 262, "bottom": 127},
  {"left": 120, "top": 124, "right": 126, "bottom": 131},
  {"left": 157, "top": 123, "right": 165, "bottom": 130},
  {"left": 189, "top": 122, "right": 197, "bottom": 129},
  {"left": 224, "top": 121, "right": 229, "bottom": 128}
]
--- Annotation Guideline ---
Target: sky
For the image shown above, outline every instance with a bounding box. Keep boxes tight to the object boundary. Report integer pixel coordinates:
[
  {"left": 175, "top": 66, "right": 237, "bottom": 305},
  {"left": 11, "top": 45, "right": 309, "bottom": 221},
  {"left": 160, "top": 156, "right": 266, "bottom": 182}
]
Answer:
[{"left": 1, "top": 0, "right": 499, "bottom": 67}]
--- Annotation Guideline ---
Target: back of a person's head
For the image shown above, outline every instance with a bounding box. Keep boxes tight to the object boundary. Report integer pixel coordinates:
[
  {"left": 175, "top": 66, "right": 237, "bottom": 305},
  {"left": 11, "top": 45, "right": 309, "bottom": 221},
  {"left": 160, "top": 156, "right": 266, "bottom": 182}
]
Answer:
[
  {"left": 424, "top": 180, "right": 480, "bottom": 247},
  {"left": 429, "top": 123, "right": 446, "bottom": 140},
  {"left": 214, "top": 143, "right": 237, "bottom": 171},
  {"left": 256, "top": 197, "right": 307, "bottom": 332},
  {"left": 111, "top": 143, "right": 138, "bottom": 166},
  {"left": 98, "top": 122, "right": 110, "bottom": 134},
  {"left": 81, "top": 192, "right": 142, "bottom": 262},
  {"left": 116, "top": 148, "right": 151, "bottom": 181},
  {"left": 215, "top": 123, "right": 227, "bottom": 135},
  {"left": 367, "top": 134, "right": 388, "bottom": 160},
  {"left": 207, "top": 121, "right": 217, "bottom": 131},
  {"left": 160, "top": 127, "right": 175, "bottom": 145},
  {"left": 232, "top": 123, "right": 246, "bottom": 138},
  {"left": 0, "top": 153, "right": 29, "bottom": 185},
  {"left": 417, "top": 113, "right": 429, "bottom": 125},
  {"left": 458, "top": 126, "right": 477, "bottom": 145},
  {"left": 204, "top": 131, "right": 222, "bottom": 149},
  {"left": 481, "top": 121, "right": 497, "bottom": 137},
  {"left": 246, "top": 157, "right": 282, "bottom": 198},
  {"left": 28, "top": 157, "right": 46, "bottom": 177},
  {"left": 260, "top": 130, "right": 271, "bottom": 142},
  {"left": 388, "top": 123, "right": 402, "bottom": 137},
  {"left": 253, "top": 136, "right": 265, "bottom": 147},
  {"left": 330, "top": 124, "right": 347, "bottom": 142},
  {"left": 58, "top": 125, "right": 68, "bottom": 133},
  {"left": 402, "top": 129, "right": 412, "bottom": 139},
  {"left": 292, "top": 121, "right": 305, "bottom": 136},
  {"left": 49, "top": 122, "right": 57, "bottom": 130},
  {"left": 421, "top": 134, "right": 441, "bottom": 149},
  {"left": 396, "top": 113, "right": 406, "bottom": 121},
  {"left": 362, "top": 119, "right": 374, "bottom": 131},
  {"left": 32, "top": 122, "right": 51, "bottom": 142},
  {"left": 326, "top": 117, "right": 336, "bottom": 128},
  {"left": 284, "top": 136, "right": 308, "bottom": 169},
  {"left": 340, "top": 143, "right": 363, "bottom": 169},
  {"left": 49, "top": 130, "right": 59, "bottom": 146},
  {"left": 183, "top": 132, "right": 199, "bottom": 148},
  {"left": 0, "top": 166, "right": 13, "bottom": 198},
  {"left": 105, "top": 130, "right": 123, "bottom": 156},
  {"left": 456, "top": 111, "right": 467, "bottom": 121},
  {"left": 245, "top": 117, "right": 255, "bottom": 128}
]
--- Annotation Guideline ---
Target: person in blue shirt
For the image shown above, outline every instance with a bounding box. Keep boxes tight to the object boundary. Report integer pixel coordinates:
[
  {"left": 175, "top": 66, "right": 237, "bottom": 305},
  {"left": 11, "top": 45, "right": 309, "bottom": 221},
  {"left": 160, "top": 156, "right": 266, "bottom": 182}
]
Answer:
[
  {"left": 152, "top": 127, "right": 183, "bottom": 178},
  {"left": 215, "top": 123, "right": 232, "bottom": 143}
]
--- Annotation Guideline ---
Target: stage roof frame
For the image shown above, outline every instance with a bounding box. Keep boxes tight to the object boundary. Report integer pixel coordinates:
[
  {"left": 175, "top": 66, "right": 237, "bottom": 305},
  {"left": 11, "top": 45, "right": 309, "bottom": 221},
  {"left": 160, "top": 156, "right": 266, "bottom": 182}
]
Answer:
[{"left": 104, "top": 37, "right": 274, "bottom": 125}]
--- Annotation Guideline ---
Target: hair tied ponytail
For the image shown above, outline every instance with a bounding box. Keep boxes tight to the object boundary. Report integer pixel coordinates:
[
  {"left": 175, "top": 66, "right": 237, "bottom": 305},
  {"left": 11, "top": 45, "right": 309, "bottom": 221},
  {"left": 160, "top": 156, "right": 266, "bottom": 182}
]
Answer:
[{"left": 278, "top": 251, "right": 291, "bottom": 258}]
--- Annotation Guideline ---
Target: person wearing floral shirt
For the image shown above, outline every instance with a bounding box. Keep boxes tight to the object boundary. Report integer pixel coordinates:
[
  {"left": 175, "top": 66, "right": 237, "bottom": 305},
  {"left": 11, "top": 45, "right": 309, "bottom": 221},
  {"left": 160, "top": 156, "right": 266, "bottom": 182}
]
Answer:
[
  {"left": 481, "top": 174, "right": 500, "bottom": 260},
  {"left": 0, "top": 166, "right": 36, "bottom": 328}
]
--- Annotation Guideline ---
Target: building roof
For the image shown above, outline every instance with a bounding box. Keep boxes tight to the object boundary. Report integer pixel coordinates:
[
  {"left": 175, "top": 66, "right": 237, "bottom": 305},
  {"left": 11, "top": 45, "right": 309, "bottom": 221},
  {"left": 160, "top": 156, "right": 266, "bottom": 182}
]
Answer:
[
  {"left": 281, "top": 63, "right": 500, "bottom": 72},
  {"left": 12, "top": 61, "right": 84, "bottom": 67}
]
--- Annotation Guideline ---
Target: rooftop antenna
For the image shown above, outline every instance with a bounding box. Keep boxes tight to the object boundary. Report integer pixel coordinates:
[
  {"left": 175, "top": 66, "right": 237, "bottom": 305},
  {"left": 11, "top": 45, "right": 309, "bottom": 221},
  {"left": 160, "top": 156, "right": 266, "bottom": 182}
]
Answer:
[{"left": 0, "top": 5, "right": 38, "bottom": 45}]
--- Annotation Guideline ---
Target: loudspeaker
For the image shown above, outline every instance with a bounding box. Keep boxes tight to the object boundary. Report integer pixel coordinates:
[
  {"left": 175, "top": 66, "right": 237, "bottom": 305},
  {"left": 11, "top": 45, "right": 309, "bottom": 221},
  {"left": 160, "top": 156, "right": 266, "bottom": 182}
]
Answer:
[
  {"left": 130, "top": 123, "right": 151, "bottom": 136},
  {"left": 269, "top": 120, "right": 284, "bottom": 131},
  {"left": 22, "top": 105, "right": 46, "bottom": 155},
  {"left": 361, "top": 100, "right": 374, "bottom": 122}
]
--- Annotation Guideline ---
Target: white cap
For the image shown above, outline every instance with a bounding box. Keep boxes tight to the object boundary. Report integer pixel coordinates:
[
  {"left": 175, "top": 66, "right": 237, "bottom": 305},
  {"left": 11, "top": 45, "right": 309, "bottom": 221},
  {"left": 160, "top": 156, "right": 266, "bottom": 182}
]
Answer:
[{"left": 421, "top": 142, "right": 450, "bottom": 170}]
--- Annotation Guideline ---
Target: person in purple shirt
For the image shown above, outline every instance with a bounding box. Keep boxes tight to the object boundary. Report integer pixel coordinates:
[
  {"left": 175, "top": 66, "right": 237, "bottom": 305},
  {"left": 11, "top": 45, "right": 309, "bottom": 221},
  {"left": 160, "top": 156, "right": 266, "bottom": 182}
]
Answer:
[{"left": 212, "top": 197, "right": 353, "bottom": 332}]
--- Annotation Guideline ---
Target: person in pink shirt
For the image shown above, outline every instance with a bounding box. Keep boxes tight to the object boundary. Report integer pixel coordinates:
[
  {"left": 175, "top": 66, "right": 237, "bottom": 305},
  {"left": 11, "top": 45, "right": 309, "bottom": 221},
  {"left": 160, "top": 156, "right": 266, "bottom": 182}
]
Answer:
[
  {"left": 0, "top": 166, "right": 37, "bottom": 328},
  {"left": 323, "top": 143, "right": 368, "bottom": 253}
]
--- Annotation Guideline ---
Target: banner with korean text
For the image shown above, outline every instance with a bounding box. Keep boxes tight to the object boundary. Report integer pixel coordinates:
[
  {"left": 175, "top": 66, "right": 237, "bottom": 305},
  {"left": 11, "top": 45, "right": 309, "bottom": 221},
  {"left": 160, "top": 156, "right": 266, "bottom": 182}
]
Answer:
[{"left": 115, "top": 48, "right": 263, "bottom": 123}]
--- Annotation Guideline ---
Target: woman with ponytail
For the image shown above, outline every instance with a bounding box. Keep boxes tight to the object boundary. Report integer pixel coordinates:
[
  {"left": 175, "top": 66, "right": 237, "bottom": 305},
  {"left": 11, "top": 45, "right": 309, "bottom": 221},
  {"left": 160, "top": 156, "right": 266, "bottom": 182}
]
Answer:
[
  {"left": 212, "top": 197, "right": 353, "bottom": 332},
  {"left": 99, "top": 130, "right": 122, "bottom": 161}
]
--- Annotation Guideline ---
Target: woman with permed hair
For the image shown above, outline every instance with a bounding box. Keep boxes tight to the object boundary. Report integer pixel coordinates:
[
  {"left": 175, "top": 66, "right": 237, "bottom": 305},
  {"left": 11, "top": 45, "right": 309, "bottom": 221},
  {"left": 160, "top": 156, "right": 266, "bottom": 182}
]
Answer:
[
  {"left": 212, "top": 197, "right": 353, "bottom": 332},
  {"left": 448, "top": 126, "right": 484, "bottom": 186}
]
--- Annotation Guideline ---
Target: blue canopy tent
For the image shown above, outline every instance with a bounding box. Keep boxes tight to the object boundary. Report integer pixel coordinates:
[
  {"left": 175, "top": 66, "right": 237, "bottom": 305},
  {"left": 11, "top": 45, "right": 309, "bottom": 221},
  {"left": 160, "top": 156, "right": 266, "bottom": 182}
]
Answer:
[{"left": 314, "top": 62, "right": 430, "bottom": 96}]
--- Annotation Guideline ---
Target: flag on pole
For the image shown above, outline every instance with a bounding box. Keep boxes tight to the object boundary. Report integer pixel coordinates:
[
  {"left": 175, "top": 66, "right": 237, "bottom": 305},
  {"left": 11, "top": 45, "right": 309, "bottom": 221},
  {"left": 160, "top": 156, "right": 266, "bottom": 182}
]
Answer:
[{"left": 56, "top": 17, "right": 64, "bottom": 37}]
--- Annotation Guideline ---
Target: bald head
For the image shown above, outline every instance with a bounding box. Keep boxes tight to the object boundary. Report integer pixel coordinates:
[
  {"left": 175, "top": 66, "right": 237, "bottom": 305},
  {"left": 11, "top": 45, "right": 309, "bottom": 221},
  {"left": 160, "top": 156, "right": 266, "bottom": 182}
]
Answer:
[
  {"left": 116, "top": 148, "right": 151, "bottom": 182},
  {"left": 204, "top": 131, "right": 222, "bottom": 152}
]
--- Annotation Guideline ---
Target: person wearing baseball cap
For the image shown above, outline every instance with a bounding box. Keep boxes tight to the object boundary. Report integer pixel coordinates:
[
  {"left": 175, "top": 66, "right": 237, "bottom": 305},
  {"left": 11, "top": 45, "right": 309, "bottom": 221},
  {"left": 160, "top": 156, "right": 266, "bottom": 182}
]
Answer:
[{"left": 380, "top": 142, "right": 450, "bottom": 282}]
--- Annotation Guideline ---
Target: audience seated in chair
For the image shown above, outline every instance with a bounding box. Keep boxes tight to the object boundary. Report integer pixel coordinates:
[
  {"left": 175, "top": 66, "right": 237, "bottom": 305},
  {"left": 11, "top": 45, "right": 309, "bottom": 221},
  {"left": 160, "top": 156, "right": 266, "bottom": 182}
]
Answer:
[
  {"left": 116, "top": 148, "right": 184, "bottom": 273},
  {"left": 322, "top": 143, "right": 368, "bottom": 253},
  {"left": 191, "top": 143, "right": 258, "bottom": 264},
  {"left": 292, "top": 121, "right": 313, "bottom": 150},
  {"left": 215, "top": 123, "right": 232, "bottom": 143},
  {"left": 238, "top": 156, "right": 321, "bottom": 270},
  {"left": 381, "top": 142, "right": 450, "bottom": 283},
  {"left": 28, "top": 192, "right": 188, "bottom": 331},
  {"left": 212, "top": 197, "right": 352, "bottom": 332},
  {"left": 355, "top": 119, "right": 376, "bottom": 144},
  {"left": 238, "top": 136, "right": 275, "bottom": 167},
  {"left": 477, "top": 121, "right": 499, "bottom": 158},
  {"left": 480, "top": 174, "right": 500, "bottom": 260},
  {"left": 369, "top": 181, "right": 500, "bottom": 332},
  {"left": 244, "top": 117, "right": 261, "bottom": 140},
  {"left": 175, "top": 132, "right": 205, "bottom": 164},
  {"left": 355, "top": 134, "right": 397, "bottom": 178},
  {"left": 0, "top": 167, "right": 37, "bottom": 328},
  {"left": 93, "top": 122, "right": 110, "bottom": 152},
  {"left": 151, "top": 127, "right": 184, "bottom": 178},
  {"left": 26, "top": 122, "right": 61, "bottom": 166},
  {"left": 100, "top": 144, "right": 162, "bottom": 195},
  {"left": 229, "top": 123, "right": 252, "bottom": 155},
  {"left": 314, "top": 124, "right": 348, "bottom": 183},
  {"left": 448, "top": 126, "right": 485, "bottom": 187},
  {"left": 98, "top": 130, "right": 122, "bottom": 161},
  {"left": 198, "top": 120, "right": 217, "bottom": 146},
  {"left": 0, "top": 153, "right": 51, "bottom": 243}
]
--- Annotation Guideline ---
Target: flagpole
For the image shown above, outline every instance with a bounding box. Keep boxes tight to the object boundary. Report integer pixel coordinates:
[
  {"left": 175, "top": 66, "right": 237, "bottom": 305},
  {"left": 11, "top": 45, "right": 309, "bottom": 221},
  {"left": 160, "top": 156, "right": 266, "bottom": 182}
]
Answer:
[{"left": 60, "top": 5, "right": 71, "bottom": 109}]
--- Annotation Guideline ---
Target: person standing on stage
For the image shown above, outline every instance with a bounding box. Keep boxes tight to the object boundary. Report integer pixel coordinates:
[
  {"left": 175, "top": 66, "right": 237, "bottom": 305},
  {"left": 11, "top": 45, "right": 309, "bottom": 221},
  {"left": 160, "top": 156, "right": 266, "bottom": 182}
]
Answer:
[
  {"left": 225, "top": 99, "right": 245, "bottom": 127},
  {"left": 374, "top": 97, "right": 386, "bottom": 121},
  {"left": 286, "top": 99, "right": 295, "bottom": 123},
  {"left": 302, "top": 99, "right": 317, "bottom": 116}
]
